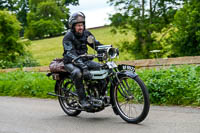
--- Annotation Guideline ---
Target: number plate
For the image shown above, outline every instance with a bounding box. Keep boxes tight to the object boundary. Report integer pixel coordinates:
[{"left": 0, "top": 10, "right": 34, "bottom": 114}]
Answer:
[
  {"left": 106, "top": 61, "right": 117, "bottom": 69},
  {"left": 118, "top": 64, "right": 135, "bottom": 72}
]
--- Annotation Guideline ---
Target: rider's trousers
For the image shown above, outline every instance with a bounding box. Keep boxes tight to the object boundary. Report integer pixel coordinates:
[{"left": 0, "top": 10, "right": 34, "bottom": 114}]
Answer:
[{"left": 64, "top": 60, "right": 101, "bottom": 100}]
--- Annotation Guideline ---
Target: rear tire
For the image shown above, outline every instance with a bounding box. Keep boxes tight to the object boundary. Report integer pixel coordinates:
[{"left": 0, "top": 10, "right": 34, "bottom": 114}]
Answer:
[
  {"left": 112, "top": 76, "right": 150, "bottom": 124},
  {"left": 57, "top": 80, "right": 81, "bottom": 116}
]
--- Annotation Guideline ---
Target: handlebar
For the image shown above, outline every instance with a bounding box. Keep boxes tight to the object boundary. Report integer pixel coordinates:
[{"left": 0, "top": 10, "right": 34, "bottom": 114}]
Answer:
[{"left": 72, "top": 54, "right": 102, "bottom": 63}]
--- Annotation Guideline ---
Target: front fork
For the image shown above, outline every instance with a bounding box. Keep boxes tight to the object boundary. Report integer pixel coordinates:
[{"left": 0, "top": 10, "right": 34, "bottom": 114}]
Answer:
[
  {"left": 109, "top": 76, "right": 119, "bottom": 115},
  {"left": 109, "top": 71, "right": 138, "bottom": 115}
]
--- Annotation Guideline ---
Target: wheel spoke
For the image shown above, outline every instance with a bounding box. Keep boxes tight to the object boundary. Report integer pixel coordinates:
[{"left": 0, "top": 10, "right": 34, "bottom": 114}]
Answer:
[
  {"left": 129, "top": 103, "right": 131, "bottom": 118},
  {"left": 132, "top": 104, "right": 137, "bottom": 117},
  {"left": 119, "top": 101, "right": 129, "bottom": 107}
]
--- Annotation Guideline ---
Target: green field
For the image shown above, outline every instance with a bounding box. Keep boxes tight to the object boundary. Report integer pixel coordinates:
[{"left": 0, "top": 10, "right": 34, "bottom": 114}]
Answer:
[{"left": 29, "top": 26, "right": 135, "bottom": 66}]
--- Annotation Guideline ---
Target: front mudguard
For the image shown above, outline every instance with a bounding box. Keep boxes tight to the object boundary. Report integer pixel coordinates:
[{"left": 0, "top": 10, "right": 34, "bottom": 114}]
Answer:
[
  {"left": 110, "top": 71, "right": 138, "bottom": 115},
  {"left": 117, "top": 70, "right": 138, "bottom": 79}
]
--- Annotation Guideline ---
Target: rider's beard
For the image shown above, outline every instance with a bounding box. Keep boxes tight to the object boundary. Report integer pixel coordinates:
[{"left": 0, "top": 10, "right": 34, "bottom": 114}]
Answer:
[{"left": 75, "top": 30, "right": 84, "bottom": 37}]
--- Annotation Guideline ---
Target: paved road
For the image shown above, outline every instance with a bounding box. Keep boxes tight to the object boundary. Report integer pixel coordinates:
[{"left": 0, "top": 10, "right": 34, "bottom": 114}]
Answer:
[{"left": 0, "top": 96, "right": 200, "bottom": 133}]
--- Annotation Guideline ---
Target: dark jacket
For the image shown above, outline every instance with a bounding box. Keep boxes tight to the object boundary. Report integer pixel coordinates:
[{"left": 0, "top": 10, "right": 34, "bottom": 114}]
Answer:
[{"left": 62, "top": 29, "right": 102, "bottom": 69}]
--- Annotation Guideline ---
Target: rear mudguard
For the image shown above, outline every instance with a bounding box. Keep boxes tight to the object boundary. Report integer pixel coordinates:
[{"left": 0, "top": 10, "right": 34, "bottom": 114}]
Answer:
[
  {"left": 110, "top": 71, "right": 138, "bottom": 115},
  {"left": 46, "top": 72, "right": 59, "bottom": 94}
]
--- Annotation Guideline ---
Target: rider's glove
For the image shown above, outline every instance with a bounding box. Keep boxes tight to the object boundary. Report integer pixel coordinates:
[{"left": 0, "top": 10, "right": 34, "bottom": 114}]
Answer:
[
  {"left": 83, "top": 69, "right": 92, "bottom": 80},
  {"left": 82, "top": 55, "right": 94, "bottom": 61}
]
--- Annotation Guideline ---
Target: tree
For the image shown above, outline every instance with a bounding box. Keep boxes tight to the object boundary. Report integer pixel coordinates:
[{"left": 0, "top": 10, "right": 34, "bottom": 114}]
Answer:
[
  {"left": 25, "top": 0, "right": 67, "bottom": 39},
  {"left": 165, "top": 0, "right": 200, "bottom": 56},
  {"left": 108, "top": 0, "right": 184, "bottom": 59},
  {"left": 0, "top": 0, "right": 29, "bottom": 36},
  {"left": 1, "top": 0, "right": 79, "bottom": 37},
  {"left": 0, "top": 0, "right": 18, "bottom": 12},
  {"left": 62, "top": 0, "right": 79, "bottom": 6},
  {"left": 0, "top": 10, "right": 29, "bottom": 61},
  {"left": 16, "top": 0, "right": 29, "bottom": 36}
]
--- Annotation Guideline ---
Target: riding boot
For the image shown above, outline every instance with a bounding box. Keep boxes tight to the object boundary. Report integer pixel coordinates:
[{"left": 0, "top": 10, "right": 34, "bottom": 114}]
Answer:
[{"left": 74, "top": 79, "right": 91, "bottom": 109}]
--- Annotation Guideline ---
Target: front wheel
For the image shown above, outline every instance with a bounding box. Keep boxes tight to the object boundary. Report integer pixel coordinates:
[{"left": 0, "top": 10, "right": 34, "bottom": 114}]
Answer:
[{"left": 112, "top": 75, "right": 150, "bottom": 124}]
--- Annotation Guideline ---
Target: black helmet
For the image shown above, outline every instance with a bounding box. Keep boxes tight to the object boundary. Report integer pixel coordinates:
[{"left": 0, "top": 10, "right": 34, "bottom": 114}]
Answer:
[{"left": 68, "top": 12, "right": 85, "bottom": 29}]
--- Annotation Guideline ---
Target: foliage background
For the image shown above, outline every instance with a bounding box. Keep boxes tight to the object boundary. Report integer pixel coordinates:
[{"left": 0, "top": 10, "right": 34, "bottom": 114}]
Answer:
[
  {"left": 1, "top": 0, "right": 200, "bottom": 68},
  {"left": 166, "top": 0, "right": 200, "bottom": 56},
  {"left": 108, "top": 0, "right": 200, "bottom": 59},
  {"left": 0, "top": 10, "right": 39, "bottom": 69},
  {"left": 0, "top": 65, "right": 200, "bottom": 106}
]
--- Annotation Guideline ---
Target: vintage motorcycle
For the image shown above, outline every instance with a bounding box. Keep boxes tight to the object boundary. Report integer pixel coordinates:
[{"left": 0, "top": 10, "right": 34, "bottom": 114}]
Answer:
[{"left": 47, "top": 36, "right": 150, "bottom": 124}]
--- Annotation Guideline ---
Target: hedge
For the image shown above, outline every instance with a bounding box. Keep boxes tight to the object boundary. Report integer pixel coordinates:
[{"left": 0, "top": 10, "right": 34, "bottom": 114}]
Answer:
[{"left": 0, "top": 65, "right": 200, "bottom": 106}]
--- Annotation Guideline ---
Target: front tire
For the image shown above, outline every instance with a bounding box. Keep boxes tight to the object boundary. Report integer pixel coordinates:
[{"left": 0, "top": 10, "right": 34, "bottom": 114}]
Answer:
[
  {"left": 112, "top": 75, "right": 150, "bottom": 124},
  {"left": 57, "top": 80, "right": 81, "bottom": 116}
]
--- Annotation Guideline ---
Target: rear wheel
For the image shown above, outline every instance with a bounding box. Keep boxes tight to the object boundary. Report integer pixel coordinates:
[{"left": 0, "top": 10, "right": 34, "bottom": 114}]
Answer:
[
  {"left": 112, "top": 76, "right": 150, "bottom": 124},
  {"left": 57, "top": 79, "right": 81, "bottom": 116}
]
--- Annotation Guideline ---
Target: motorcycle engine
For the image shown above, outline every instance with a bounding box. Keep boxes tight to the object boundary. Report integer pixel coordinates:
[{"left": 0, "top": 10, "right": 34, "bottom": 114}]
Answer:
[{"left": 86, "top": 79, "right": 107, "bottom": 97}]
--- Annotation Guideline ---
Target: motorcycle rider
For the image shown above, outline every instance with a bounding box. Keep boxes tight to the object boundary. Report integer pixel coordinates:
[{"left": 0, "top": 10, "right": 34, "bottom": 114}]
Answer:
[{"left": 62, "top": 12, "right": 102, "bottom": 109}]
